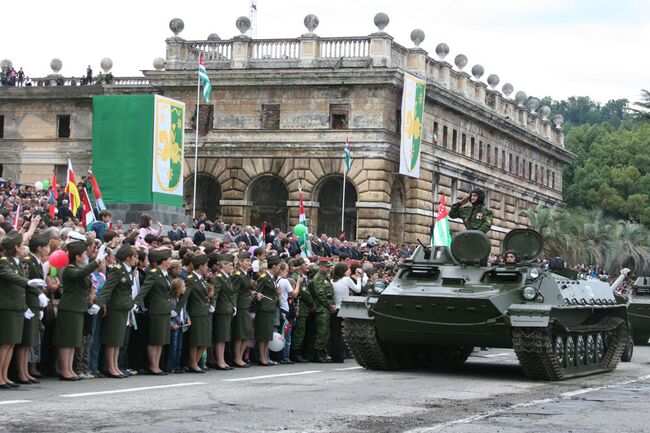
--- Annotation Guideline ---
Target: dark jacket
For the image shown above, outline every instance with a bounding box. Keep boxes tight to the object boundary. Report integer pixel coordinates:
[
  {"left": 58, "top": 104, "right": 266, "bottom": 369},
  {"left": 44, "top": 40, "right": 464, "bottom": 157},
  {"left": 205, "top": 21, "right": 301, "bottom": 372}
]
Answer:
[{"left": 59, "top": 261, "right": 100, "bottom": 313}]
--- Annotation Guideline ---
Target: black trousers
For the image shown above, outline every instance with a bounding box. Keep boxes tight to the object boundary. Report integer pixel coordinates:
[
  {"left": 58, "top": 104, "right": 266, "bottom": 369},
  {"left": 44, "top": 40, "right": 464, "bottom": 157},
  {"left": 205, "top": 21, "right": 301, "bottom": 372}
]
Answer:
[{"left": 328, "top": 311, "right": 345, "bottom": 363}]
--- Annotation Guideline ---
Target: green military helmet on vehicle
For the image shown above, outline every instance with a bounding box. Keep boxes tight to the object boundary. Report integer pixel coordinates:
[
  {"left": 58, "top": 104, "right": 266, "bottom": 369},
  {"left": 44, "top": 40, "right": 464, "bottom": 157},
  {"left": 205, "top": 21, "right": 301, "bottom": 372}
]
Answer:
[
  {"left": 340, "top": 228, "right": 632, "bottom": 381},
  {"left": 627, "top": 277, "right": 650, "bottom": 345}
]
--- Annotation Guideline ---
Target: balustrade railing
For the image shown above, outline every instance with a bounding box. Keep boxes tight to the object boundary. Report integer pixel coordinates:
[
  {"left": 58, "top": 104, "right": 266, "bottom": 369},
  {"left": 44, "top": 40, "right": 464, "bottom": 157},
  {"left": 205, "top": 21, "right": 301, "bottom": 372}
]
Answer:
[
  {"left": 319, "top": 37, "right": 370, "bottom": 58},
  {"left": 251, "top": 40, "right": 300, "bottom": 60}
]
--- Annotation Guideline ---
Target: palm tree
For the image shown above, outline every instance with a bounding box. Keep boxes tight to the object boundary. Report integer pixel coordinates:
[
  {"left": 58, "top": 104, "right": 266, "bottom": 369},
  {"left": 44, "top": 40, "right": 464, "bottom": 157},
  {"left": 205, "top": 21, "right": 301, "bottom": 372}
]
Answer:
[{"left": 631, "top": 89, "right": 650, "bottom": 121}]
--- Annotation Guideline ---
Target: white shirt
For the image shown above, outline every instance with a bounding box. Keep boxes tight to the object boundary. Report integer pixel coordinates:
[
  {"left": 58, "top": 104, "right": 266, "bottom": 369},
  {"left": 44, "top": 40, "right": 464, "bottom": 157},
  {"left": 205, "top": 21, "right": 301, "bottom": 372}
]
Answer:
[
  {"left": 332, "top": 276, "right": 362, "bottom": 309},
  {"left": 277, "top": 277, "right": 292, "bottom": 311}
]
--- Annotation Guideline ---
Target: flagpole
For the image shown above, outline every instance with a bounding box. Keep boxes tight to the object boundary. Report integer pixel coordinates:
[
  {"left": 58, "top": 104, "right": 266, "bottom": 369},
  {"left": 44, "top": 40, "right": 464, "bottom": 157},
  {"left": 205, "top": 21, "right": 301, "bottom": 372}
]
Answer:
[
  {"left": 192, "top": 59, "right": 200, "bottom": 220},
  {"left": 341, "top": 170, "right": 346, "bottom": 235}
]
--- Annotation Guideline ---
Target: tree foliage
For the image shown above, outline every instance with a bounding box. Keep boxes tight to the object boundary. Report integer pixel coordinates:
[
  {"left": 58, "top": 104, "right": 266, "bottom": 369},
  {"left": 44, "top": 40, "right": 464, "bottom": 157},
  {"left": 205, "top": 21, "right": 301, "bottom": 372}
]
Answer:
[
  {"left": 521, "top": 206, "right": 650, "bottom": 275},
  {"left": 538, "top": 95, "right": 631, "bottom": 131}
]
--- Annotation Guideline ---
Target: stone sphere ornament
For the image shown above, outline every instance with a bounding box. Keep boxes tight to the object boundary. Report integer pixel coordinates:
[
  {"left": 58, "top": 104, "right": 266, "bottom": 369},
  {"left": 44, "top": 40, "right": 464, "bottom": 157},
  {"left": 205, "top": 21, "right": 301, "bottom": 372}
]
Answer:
[
  {"left": 207, "top": 33, "right": 221, "bottom": 42},
  {"left": 374, "top": 12, "right": 389, "bottom": 32},
  {"left": 236, "top": 16, "right": 251, "bottom": 35},
  {"left": 304, "top": 14, "right": 319, "bottom": 34},
  {"left": 153, "top": 57, "right": 165, "bottom": 71},
  {"left": 515, "top": 90, "right": 528, "bottom": 106},
  {"left": 502, "top": 83, "right": 514, "bottom": 97},
  {"left": 50, "top": 58, "right": 62, "bottom": 74},
  {"left": 487, "top": 74, "right": 500, "bottom": 89},
  {"left": 540, "top": 106, "right": 551, "bottom": 119},
  {"left": 410, "top": 29, "right": 425, "bottom": 47},
  {"left": 435, "top": 43, "right": 449, "bottom": 60},
  {"left": 454, "top": 54, "right": 468, "bottom": 71},
  {"left": 100, "top": 57, "right": 113, "bottom": 73},
  {"left": 471, "top": 64, "right": 484, "bottom": 80},
  {"left": 169, "top": 18, "right": 184, "bottom": 36},
  {"left": 0, "top": 59, "right": 12, "bottom": 72},
  {"left": 527, "top": 97, "right": 540, "bottom": 113},
  {"left": 553, "top": 114, "right": 565, "bottom": 128}
]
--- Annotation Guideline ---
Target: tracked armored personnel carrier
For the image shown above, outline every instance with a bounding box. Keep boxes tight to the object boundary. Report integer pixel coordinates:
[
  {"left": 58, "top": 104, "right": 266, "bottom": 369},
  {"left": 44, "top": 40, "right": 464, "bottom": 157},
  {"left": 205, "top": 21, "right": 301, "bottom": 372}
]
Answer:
[
  {"left": 628, "top": 277, "right": 650, "bottom": 345},
  {"left": 340, "top": 229, "right": 630, "bottom": 380}
]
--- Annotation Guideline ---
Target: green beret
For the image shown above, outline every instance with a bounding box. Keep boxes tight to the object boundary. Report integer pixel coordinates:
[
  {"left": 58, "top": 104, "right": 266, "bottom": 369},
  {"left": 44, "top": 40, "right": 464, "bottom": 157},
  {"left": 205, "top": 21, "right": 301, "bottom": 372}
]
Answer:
[
  {"left": 291, "top": 258, "right": 305, "bottom": 267},
  {"left": 237, "top": 252, "right": 251, "bottom": 260},
  {"left": 218, "top": 254, "right": 235, "bottom": 263},
  {"left": 267, "top": 256, "right": 282, "bottom": 266},
  {"left": 191, "top": 254, "right": 209, "bottom": 267}
]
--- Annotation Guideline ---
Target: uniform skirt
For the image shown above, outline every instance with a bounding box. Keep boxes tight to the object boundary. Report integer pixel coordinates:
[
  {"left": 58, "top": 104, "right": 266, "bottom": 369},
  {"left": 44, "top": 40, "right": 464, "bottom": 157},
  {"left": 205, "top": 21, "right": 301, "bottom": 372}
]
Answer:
[
  {"left": 53, "top": 310, "right": 84, "bottom": 348},
  {"left": 231, "top": 310, "right": 253, "bottom": 340},
  {"left": 212, "top": 314, "right": 232, "bottom": 342},
  {"left": 188, "top": 315, "right": 211, "bottom": 347},
  {"left": 148, "top": 314, "right": 171, "bottom": 346},
  {"left": 255, "top": 311, "right": 275, "bottom": 342},
  {"left": 20, "top": 307, "right": 40, "bottom": 347},
  {"left": 100, "top": 309, "right": 128, "bottom": 347},
  {"left": 0, "top": 309, "right": 24, "bottom": 345}
]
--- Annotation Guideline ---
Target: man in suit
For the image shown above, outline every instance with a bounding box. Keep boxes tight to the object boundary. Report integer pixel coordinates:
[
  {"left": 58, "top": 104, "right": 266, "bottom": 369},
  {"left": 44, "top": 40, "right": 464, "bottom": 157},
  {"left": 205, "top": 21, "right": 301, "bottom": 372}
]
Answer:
[
  {"left": 236, "top": 226, "right": 258, "bottom": 247},
  {"left": 179, "top": 223, "right": 189, "bottom": 239},
  {"left": 193, "top": 224, "right": 207, "bottom": 245},
  {"left": 168, "top": 223, "right": 183, "bottom": 242}
]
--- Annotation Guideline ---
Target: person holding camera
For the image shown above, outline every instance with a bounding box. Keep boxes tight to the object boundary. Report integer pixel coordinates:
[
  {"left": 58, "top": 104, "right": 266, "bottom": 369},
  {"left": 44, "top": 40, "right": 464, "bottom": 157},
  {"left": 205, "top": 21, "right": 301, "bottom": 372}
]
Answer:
[{"left": 330, "top": 263, "right": 362, "bottom": 363}]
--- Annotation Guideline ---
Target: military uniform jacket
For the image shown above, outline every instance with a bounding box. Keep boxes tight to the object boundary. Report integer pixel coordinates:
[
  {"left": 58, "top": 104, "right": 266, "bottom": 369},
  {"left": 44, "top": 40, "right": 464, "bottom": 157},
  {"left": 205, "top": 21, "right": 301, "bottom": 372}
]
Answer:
[
  {"left": 211, "top": 271, "right": 235, "bottom": 315},
  {"left": 310, "top": 271, "right": 335, "bottom": 313},
  {"left": 24, "top": 254, "right": 44, "bottom": 309},
  {"left": 59, "top": 261, "right": 100, "bottom": 313},
  {"left": 97, "top": 263, "right": 135, "bottom": 311},
  {"left": 256, "top": 271, "right": 278, "bottom": 313},
  {"left": 291, "top": 271, "right": 315, "bottom": 314},
  {"left": 184, "top": 272, "right": 210, "bottom": 318},
  {"left": 133, "top": 268, "right": 171, "bottom": 315},
  {"left": 230, "top": 268, "right": 253, "bottom": 310},
  {"left": 0, "top": 256, "right": 30, "bottom": 311},
  {"left": 449, "top": 203, "right": 493, "bottom": 233}
]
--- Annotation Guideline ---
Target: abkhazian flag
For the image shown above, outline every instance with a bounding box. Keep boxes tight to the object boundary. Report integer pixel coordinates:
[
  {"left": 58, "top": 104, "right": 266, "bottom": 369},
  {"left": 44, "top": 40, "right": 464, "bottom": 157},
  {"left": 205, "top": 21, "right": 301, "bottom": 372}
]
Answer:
[
  {"left": 81, "top": 188, "right": 96, "bottom": 228},
  {"left": 87, "top": 170, "right": 106, "bottom": 212},
  {"left": 65, "top": 159, "right": 81, "bottom": 216},
  {"left": 199, "top": 54, "right": 212, "bottom": 102},
  {"left": 344, "top": 137, "right": 352, "bottom": 173},
  {"left": 298, "top": 185, "right": 312, "bottom": 257},
  {"left": 432, "top": 195, "right": 452, "bottom": 247}
]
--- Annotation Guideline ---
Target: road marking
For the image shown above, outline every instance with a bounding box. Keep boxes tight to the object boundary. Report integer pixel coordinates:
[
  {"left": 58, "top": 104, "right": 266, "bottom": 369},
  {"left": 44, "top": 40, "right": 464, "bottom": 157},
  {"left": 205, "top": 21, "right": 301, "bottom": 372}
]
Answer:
[
  {"left": 0, "top": 400, "right": 31, "bottom": 406},
  {"left": 334, "top": 366, "right": 364, "bottom": 371},
  {"left": 60, "top": 382, "right": 207, "bottom": 398},
  {"left": 405, "top": 374, "right": 650, "bottom": 433},
  {"left": 479, "top": 353, "right": 512, "bottom": 358},
  {"left": 223, "top": 370, "right": 322, "bottom": 382}
]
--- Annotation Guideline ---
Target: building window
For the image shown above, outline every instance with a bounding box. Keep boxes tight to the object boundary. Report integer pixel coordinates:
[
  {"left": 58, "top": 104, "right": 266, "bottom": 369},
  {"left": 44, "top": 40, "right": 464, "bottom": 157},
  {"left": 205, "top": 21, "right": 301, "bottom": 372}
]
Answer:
[
  {"left": 470, "top": 137, "right": 475, "bottom": 159},
  {"left": 443, "top": 125, "right": 448, "bottom": 148},
  {"left": 433, "top": 122, "right": 439, "bottom": 145},
  {"left": 501, "top": 150, "right": 506, "bottom": 170},
  {"left": 478, "top": 141, "right": 483, "bottom": 161},
  {"left": 330, "top": 104, "right": 349, "bottom": 129},
  {"left": 452, "top": 129, "right": 458, "bottom": 152},
  {"left": 261, "top": 104, "right": 281, "bottom": 130},
  {"left": 552, "top": 171, "right": 556, "bottom": 189},
  {"left": 515, "top": 156, "right": 520, "bottom": 175},
  {"left": 509, "top": 153, "right": 513, "bottom": 173},
  {"left": 0, "top": 115, "right": 4, "bottom": 138},
  {"left": 451, "top": 178, "right": 458, "bottom": 202},
  {"left": 494, "top": 146, "right": 498, "bottom": 167},
  {"left": 547, "top": 168, "right": 551, "bottom": 187},
  {"left": 529, "top": 162, "right": 533, "bottom": 181},
  {"left": 396, "top": 110, "right": 401, "bottom": 134},
  {"left": 535, "top": 164, "right": 539, "bottom": 183},
  {"left": 193, "top": 104, "right": 214, "bottom": 136},
  {"left": 461, "top": 133, "right": 466, "bottom": 155},
  {"left": 55, "top": 164, "right": 67, "bottom": 184},
  {"left": 57, "top": 115, "right": 71, "bottom": 138},
  {"left": 487, "top": 144, "right": 491, "bottom": 165}
]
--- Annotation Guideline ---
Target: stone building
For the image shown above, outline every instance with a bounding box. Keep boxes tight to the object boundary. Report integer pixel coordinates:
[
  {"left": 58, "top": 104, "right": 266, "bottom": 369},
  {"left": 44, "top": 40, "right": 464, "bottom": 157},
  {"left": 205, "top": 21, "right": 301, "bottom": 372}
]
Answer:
[{"left": 0, "top": 14, "right": 574, "bottom": 248}]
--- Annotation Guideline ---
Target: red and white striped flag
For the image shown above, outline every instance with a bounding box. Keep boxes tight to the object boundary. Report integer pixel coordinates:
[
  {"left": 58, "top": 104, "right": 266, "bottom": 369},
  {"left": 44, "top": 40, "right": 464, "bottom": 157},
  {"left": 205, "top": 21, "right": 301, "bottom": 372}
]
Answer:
[
  {"left": 13, "top": 205, "right": 20, "bottom": 230},
  {"left": 81, "top": 188, "right": 96, "bottom": 228}
]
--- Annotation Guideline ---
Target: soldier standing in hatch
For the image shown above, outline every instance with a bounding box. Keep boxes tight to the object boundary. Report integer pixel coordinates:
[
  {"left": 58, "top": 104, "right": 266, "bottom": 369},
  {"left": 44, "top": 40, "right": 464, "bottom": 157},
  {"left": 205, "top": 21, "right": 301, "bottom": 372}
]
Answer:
[{"left": 449, "top": 188, "right": 493, "bottom": 233}]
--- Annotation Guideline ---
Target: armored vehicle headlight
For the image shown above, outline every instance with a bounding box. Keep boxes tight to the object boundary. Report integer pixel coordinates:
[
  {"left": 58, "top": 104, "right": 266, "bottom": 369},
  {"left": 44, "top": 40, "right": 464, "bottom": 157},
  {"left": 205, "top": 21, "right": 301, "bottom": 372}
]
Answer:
[
  {"left": 373, "top": 281, "right": 386, "bottom": 294},
  {"left": 528, "top": 268, "right": 540, "bottom": 279},
  {"left": 522, "top": 286, "right": 537, "bottom": 301}
]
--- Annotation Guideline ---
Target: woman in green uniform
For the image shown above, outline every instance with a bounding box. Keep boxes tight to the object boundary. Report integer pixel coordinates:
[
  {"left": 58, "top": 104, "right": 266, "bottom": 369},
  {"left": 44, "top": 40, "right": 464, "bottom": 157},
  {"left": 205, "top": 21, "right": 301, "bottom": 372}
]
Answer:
[
  {"left": 209, "top": 253, "right": 235, "bottom": 370},
  {"left": 0, "top": 231, "right": 46, "bottom": 389},
  {"left": 133, "top": 249, "right": 172, "bottom": 375},
  {"left": 95, "top": 245, "right": 137, "bottom": 378},
  {"left": 53, "top": 240, "right": 104, "bottom": 380},
  {"left": 230, "top": 251, "right": 254, "bottom": 368},
  {"left": 184, "top": 254, "right": 211, "bottom": 373},
  {"left": 15, "top": 234, "right": 51, "bottom": 384},
  {"left": 255, "top": 255, "right": 281, "bottom": 366}
]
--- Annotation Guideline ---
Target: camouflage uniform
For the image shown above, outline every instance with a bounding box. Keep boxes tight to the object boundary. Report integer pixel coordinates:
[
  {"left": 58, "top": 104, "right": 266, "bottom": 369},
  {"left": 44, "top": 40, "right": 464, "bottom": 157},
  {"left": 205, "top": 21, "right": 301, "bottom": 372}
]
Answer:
[
  {"left": 449, "top": 203, "right": 493, "bottom": 233},
  {"left": 290, "top": 271, "right": 314, "bottom": 360},
  {"left": 310, "top": 270, "right": 335, "bottom": 361}
]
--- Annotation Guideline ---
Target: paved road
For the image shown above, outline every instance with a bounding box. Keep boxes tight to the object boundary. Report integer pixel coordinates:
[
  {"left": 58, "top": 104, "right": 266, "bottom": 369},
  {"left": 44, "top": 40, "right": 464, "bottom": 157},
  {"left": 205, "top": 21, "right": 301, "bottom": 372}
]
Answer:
[{"left": 2, "top": 346, "right": 650, "bottom": 433}]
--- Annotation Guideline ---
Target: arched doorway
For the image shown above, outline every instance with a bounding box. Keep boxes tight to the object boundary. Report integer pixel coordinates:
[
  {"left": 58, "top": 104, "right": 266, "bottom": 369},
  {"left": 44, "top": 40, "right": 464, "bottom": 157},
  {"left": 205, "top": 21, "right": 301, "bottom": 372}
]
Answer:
[
  {"left": 389, "top": 180, "right": 405, "bottom": 244},
  {"left": 248, "top": 175, "right": 289, "bottom": 231},
  {"left": 184, "top": 173, "right": 221, "bottom": 220},
  {"left": 317, "top": 176, "right": 357, "bottom": 240}
]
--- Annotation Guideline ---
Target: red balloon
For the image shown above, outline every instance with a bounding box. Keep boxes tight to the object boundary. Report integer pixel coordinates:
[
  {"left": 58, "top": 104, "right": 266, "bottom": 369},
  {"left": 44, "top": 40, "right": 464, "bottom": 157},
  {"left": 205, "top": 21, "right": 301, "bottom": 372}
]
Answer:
[{"left": 48, "top": 250, "right": 69, "bottom": 269}]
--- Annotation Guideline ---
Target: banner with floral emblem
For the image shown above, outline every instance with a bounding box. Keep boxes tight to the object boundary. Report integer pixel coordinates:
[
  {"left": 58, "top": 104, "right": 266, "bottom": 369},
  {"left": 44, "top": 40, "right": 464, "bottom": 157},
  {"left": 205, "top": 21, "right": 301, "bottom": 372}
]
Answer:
[
  {"left": 152, "top": 95, "right": 185, "bottom": 197},
  {"left": 399, "top": 72, "right": 426, "bottom": 178}
]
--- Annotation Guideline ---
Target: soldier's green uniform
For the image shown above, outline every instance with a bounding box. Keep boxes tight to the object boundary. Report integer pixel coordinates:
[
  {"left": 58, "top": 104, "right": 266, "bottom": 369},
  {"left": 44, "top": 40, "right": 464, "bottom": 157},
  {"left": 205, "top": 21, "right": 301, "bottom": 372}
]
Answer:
[
  {"left": 0, "top": 255, "right": 32, "bottom": 345},
  {"left": 96, "top": 263, "right": 136, "bottom": 347},
  {"left": 211, "top": 270, "right": 235, "bottom": 342},
  {"left": 254, "top": 270, "right": 278, "bottom": 342},
  {"left": 133, "top": 267, "right": 172, "bottom": 346},
  {"left": 21, "top": 254, "right": 44, "bottom": 347},
  {"left": 290, "top": 265, "right": 315, "bottom": 361},
  {"left": 185, "top": 271, "right": 212, "bottom": 348},
  {"left": 230, "top": 268, "right": 253, "bottom": 340},
  {"left": 449, "top": 188, "right": 493, "bottom": 233},
  {"left": 311, "top": 264, "right": 335, "bottom": 361}
]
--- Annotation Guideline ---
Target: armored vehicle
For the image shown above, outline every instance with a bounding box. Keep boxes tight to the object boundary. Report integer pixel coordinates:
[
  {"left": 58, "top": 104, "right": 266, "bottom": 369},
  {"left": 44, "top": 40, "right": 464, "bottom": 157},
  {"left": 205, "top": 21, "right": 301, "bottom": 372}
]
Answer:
[
  {"left": 340, "top": 229, "right": 630, "bottom": 381},
  {"left": 628, "top": 277, "right": 650, "bottom": 345}
]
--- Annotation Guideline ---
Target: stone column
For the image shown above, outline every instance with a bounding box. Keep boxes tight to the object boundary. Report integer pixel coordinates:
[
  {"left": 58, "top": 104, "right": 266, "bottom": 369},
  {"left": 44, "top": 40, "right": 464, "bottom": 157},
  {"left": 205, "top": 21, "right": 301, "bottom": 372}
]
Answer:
[
  {"left": 232, "top": 36, "right": 251, "bottom": 69},
  {"left": 474, "top": 82, "right": 487, "bottom": 106},
  {"left": 299, "top": 36, "right": 320, "bottom": 68},
  {"left": 370, "top": 33, "right": 393, "bottom": 67},
  {"left": 165, "top": 37, "right": 187, "bottom": 70},
  {"left": 437, "top": 62, "right": 452, "bottom": 90},
  {"left": 406, "top": 47, "right": 428, "bottom": 77},
  {"left": 455, "top": 72, "right": 471, "bottom": 98},
  {"left": 486, "top": 89, "right": 501, "bottom": 112}
]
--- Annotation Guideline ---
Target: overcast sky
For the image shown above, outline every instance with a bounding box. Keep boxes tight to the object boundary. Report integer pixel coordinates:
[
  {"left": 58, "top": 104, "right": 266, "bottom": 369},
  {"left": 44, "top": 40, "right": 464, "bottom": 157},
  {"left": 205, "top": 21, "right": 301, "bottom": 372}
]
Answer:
[{"left": 3, "top": 0, "right": 648, "bottom": 104}]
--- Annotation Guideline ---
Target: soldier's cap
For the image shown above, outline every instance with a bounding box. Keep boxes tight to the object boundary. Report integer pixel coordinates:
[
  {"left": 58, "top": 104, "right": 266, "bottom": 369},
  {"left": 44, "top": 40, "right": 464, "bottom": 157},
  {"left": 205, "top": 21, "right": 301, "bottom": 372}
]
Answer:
[
  {"left": 236, "top": 251, "right": 251, "bottom": 260},
  {"left": 218, "top": 253, "right": 235, "bottom": 263},
  {"left": 66, "top": 231, "right": 87, "bottom": 244},
  {"left": 318, "top": 258, "right": 334, "bottom": 267},
  {"left": 291, "top": 258, "right": 305, "bottom": 267},
  {"left": 267, "top": 255, "right": 283, "bottom": 266},
  {"left": 190, "top": 254, "right": 209, "bottom": 267},
  {"left": 149, "top": 248, "right": 171, "bottom": 263}
]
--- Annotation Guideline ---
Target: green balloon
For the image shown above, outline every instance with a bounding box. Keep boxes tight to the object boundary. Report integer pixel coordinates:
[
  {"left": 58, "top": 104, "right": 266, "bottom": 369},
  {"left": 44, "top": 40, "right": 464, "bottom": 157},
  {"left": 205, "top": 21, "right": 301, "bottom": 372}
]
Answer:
[
  {"left": 43, "top": 179, "right": 50, "bottom": 189},
  {"left": 50, "top": 267, "right": 58, "bottom": 277},
  {"left": 293, "top": 224, "right": 307, "bottom": 237}
]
